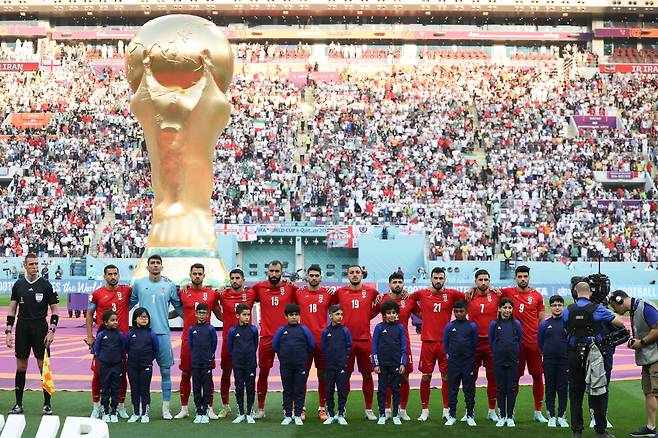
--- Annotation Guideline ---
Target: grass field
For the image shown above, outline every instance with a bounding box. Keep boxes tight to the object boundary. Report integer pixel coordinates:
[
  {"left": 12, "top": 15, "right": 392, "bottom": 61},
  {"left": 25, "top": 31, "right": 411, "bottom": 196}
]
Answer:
[{"left": 0, "top": 381, "right": 646, "bottom": 438}]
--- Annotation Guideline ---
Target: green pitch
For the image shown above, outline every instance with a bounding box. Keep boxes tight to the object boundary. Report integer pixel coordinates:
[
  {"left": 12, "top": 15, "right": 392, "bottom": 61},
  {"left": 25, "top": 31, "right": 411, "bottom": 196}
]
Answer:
[{"left": 1, "top": 381, "right": 645, "bottom": 437}]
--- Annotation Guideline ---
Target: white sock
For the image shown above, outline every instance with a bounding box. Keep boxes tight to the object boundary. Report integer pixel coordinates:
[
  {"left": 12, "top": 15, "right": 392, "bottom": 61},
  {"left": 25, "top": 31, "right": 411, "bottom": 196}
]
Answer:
[{"left": 93, "top": 402, "right": 100, "bottom": 408}]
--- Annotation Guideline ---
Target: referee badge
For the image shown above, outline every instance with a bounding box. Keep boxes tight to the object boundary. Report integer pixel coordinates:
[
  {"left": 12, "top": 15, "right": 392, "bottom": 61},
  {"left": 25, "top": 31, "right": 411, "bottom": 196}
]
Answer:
[{"left": 35, "top": 292, "right": 43, "bottom": 303}]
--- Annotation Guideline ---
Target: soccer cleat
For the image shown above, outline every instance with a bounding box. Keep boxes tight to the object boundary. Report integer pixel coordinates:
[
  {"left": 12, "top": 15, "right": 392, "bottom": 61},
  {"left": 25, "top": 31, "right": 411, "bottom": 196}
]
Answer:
[
  {"left": 442, "top": 408, "right": 450, "bottom": 420},
  {"left": 193, "top": 415, "right": 203, "bottom": 424},
  {"left": 393, "top": 416, "right": 402, "bottom": 425},
  {"left": 42, "top": 405, "right": 53, "bottom": 416},
  {"left": 466, "top": 417, "right": 477, "bottom": 427},
  {"left": 254, "top": 409, "right": 266, "bottom": 419},
  {"left": 128, "top": 415, "right": 141, "bottom": 423},
  {"left": 399, "top": 409, "right": 411, "bottom": 421},
  {"left": 496, "top": 417, "right": 507, "bottom": 427},
  {"left": 557, "top": 416, "right": 570, "bottom": 428},
  {"left": 110, "top": 415, "right": 118, "bottom": 423},
  {"left": 162, "top": 402, "right": 173, "bottom": 420},
  {"left": 117, "top": 404, "right": 129, "bottom": 419},
  {"left": 207, "top": 407, "right": 218, "bottom": 420},
  {"left": 141, "top": 415, "right": 150, "bottom": 423},
  {"left": 337, "top": 415, "right": 348, "bottom": 425},
  {"left": 365, "top": 409, "right": 377, "bottom": 420},
  {"left": 629, "top": 426, "right": 656, "bottom": 437},
  {"left": 102, "top": 414, "right": 111, "bottom": 422},
  {"left": 507, "top": 418, "right": 516, "bottom": 427},
  {"left": 246, "top": 415, "right": 255, "bottom": 424},
  {"left": 218, "top": 404, "right": 231, "bottom": 418},
  {"left": 417, "top": 409, "right": 429, "bottom": 422},
  {"left": 174, "top": 405, "right": 189, "bottom": 419},
  {"left": 385, "top": 408, "right": 391, "bottom": 419},
  {"left": 318, "top": 409, "right": 328, "bottom": 421},
  {"left": 294, "top": 416, "right": 303, "bottom": 426},
  {"left": 323, "top": 416, "right": 335, "bottom": 425},
  {"left": 487, "top": 409, "right": 500, "bottom": 422},
  {"left": 444, "top": 417, "right": 457, "bottom": 426},
  {"left": 90, "top": 405, "right": 102, "bottom": 419},
  {"left": 233, "top": 414, "right": 246, "bottom": 424},
  {"left": 8, "top": 405, "right": 23, "bottom": 415},
  {"left": 548, "top": 417, "right": 557, "bottom": 427},
  {"left": 281, "top": 416, "right": 293, "bottom": 425},
  {"left": 377, "top": 416, "right": 386, "bottom": 425},
  {"left": 534, "top": 411, "right": 549, "bottom": 423}
]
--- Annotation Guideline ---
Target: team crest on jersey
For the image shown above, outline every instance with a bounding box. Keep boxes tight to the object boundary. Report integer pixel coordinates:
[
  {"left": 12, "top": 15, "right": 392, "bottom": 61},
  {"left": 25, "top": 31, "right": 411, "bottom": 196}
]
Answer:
[
  {"left": 362, "top": 291, "right": 367, "bottom": 298},
  {"left": 203, "top": 293, "right": 208, "bottom": 301},
  {"left": 401, "top": 301, "right": 406, "bottom": 308},
  {"left": 117, "top": 292, "right": 123, "bottom": 301},
  {"left": 319, "top": 295, "right": 324, "bottom": 304},
  {"left": 443, "top": 294, "right": 448, "bottom": 302},
  {"left": 487, "top": 294, "right": 492, "bottom": 302},
  {"left": 528, "top": 297, "right": 533, "bottom": 304},
  {"left": 242, "top": 293, "right": 247, "bottom": 302},
  {"left": 280, "top": 287, "right": 285, "bottom": 295}
]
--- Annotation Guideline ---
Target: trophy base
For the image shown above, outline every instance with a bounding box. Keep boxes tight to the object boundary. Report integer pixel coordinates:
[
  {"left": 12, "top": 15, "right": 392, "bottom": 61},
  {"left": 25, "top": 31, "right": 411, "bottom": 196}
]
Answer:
[{"left": 132, "top": 248, "right": 230, "bottom": 287}]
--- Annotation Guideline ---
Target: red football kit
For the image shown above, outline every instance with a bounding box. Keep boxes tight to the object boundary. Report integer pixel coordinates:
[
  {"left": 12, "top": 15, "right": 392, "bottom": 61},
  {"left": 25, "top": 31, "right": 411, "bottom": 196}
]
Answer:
[
  {"left": 218, "top": 288, "right": 256, "bottom": 370},
  {"left": 467, "top": 289, "right": 500, "bottom": 409},
  {"left": 336, "top": 285, "right": 379, "bottom": 374},
  {"left": 178, "top": 286, "right": 220, "bottom": 371},
  {"left": 295, "top": 286, "right": 336, "bottom": 369},
  {"left": 381, "top": 294, "right": 418, "bottom": 373}
]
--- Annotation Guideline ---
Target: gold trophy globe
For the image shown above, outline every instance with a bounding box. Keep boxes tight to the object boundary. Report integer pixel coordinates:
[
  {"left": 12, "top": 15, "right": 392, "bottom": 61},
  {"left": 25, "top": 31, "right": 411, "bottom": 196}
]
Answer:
[{"left": 126, "top": 14, "right": 233, "bottom": 286}]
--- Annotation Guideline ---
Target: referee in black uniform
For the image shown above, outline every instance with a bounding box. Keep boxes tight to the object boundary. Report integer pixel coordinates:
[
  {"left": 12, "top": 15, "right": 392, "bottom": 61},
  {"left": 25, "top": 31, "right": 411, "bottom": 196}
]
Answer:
[{"left": 5, "top": 253, "right": 59, "bottom": 415}]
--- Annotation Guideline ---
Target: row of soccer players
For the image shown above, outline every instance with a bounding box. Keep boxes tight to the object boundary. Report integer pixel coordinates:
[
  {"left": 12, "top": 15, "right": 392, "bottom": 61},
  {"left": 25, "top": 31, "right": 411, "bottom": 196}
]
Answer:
[{"left": 85, "top": 260, "right": 551, "bottom": 423}]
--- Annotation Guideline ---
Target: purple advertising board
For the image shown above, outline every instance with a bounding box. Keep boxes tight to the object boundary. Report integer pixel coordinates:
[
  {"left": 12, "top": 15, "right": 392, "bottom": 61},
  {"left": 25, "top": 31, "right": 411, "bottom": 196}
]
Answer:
[
  {"left": 573, "top": 115, "right": 617, "bottom": 130},
  {"left": 606, "top": 171, "right": 636, "bottom": 180}
]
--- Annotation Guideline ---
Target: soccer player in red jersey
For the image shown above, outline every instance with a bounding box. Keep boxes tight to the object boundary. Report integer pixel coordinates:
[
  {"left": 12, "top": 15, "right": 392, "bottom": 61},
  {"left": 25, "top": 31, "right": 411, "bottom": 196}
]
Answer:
[
  {"left": 382, "top": 271, "right": 418, "bottom": 421},
  {"left": 467, "top": 269, "right": 501, "bottom": 422},
  {"left": 500, "top": 265, "right": 548, "bottom": 423},
  {"left": 410, "top": 267, "right": 465, "bottom": 422},
  {"left": 294, "top": 264, "right": 336, "bottom": 421},
  {"left": 85, "top": 265, "right": 132, "bottom": 419},
  {"left": 216, "top": 268, "right": 256, "bottom": 418},
  {"left": 335, "top": 264, "right": 381, "bottom": 421},
  {"left": 252, "top": 260, "right": 298, "bottom": 419},
  {"left": 173, "top": 263, "right": 222, "bottom": 420}
]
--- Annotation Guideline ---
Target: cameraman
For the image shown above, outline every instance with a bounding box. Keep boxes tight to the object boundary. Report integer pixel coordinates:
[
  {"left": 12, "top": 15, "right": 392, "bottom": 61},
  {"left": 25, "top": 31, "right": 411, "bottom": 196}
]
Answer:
[
  {"left": 609, "top": 290, "right": 658, "bottom": 438},
  {"left": 564, "top": 282, "right": 624, "bottom": 438}
]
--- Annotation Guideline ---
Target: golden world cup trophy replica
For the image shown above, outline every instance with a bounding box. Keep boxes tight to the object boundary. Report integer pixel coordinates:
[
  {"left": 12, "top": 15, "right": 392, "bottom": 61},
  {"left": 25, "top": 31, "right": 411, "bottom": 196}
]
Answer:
[{"left": 126, "top": 14, "right": 233, "bottom": 286}]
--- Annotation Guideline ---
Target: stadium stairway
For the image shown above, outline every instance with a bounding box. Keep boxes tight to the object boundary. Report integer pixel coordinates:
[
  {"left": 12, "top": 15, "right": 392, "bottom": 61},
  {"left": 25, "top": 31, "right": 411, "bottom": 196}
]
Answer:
[{"left": 89, "top": 210, "right": 115, "bottom": 257}]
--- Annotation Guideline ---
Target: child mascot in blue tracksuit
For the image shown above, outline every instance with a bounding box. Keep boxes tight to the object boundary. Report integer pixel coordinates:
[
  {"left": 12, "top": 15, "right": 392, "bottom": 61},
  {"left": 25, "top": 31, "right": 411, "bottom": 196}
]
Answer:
[
  {"left": 321, "top": 304, "right": 352, "bottom": 425},
  {"left": 227, "top": 303, "right": 259, "bottom": 424},
  {"left": 188, "top": 303, "right": 218, "bottom": 424},
  {"left": 126, "top": 307, "right": 159, "bottom": 423},
  {"left": 372, "top": 300, "right": 407, "bottom": 425},
  {"left": 538, "top": 295, "right": 569, "bottom": 428},
  {"left": 273, "top": 303, "right": 314, "bottom": 425},
  {"left": 93, "top": 310, "right": 127, "bottom": 423},
  {"left": 443, "top": 300, "right": 479, "bottom": 426},
  {"left": 489, "top": 297, "right": 523, "bottom": 428}
]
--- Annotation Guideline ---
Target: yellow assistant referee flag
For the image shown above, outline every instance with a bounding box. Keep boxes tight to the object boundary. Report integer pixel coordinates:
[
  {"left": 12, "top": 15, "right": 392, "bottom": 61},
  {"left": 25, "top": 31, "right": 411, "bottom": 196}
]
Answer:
[{"left": 41, "top": 350, "right": 55, "bottom": 396}]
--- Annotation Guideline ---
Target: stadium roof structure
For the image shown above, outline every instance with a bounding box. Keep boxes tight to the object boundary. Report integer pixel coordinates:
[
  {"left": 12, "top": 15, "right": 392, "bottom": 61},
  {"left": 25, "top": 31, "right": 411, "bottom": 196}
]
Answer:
[{"left": 1, "top": 0, "right": 656, "bottom": 18}]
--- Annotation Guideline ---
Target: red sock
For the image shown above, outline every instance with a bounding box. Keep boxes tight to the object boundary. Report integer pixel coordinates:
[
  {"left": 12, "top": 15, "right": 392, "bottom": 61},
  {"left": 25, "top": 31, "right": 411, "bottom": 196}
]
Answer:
[
  {"left": 400, "top": 381, "right": 410, "bottom": 409},
  {"left": 257, "top": 368, "right": 270, "bottom": 409},
  {"left": 533, "top": 375, "right": 544, "bottom": 411},
  {"left": 486, "top": 371, "right": 497, "bottom": 409},
  {"left": 385, "top": 384, "right": 392, "bottom": 409},
  {"left": 317, "top": 373, "right": 327, "bottom": 408},
  {"left": 220, "top": 370, "right": 231, "bottom": 405},
  {"left": 441, "top": 379, "right": 449, "bottom": 408},
  {"left": 362, "top": 373, "right": 374, "bottom": 410},
  {"left": 119, "top": 371, "right": 127, "bottom": 404},
  {"left": 92, "top": 367, "right": 100, "bottom": 403},
  {"left": 210, "top": 378, "right": 215, "bottom": 407},
  {"left": 420, "top": 379, "right": 430, "bottom": 409},
  {"left": 180, "top": 371, "right": 191, "bottom": 406}
]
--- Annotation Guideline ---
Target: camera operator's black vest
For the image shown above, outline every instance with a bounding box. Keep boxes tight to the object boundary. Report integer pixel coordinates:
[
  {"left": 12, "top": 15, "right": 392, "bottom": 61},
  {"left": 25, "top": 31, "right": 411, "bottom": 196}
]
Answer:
[{"left": 567, "top": 302, "right": 601, "bottom": 341}]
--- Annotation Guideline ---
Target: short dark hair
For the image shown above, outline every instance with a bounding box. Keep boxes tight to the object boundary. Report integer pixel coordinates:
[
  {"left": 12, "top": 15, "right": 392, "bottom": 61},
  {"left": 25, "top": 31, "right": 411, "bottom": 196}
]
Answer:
[
  {"left": 431, "top": 267, "right": 445, "bottom": 276},
  {"left": 515, "top": 265, "right": 530, "bottom": 274},
  {"left": 104, "top": 264, "right": 118, "bottom": 275},
  {"left": 329, "top": 304, "right": 342, "bottom": 314},
  {"left": 389, "top": 272, "right": 404, "bottom": 282},
  {"left": 24, "top": 253, "right": 38, "bottom": 261},
  {"left": 453, "top": 300, "right": 467, "bottom": 310},
  {"left": 307, "top": 264, "right": 322, "bottom": 274},
  {"left": 268, "top": 260, "right": 282, "bottom": 268},
  {"left": 132, "top": 307, "right": 150, "bottom": 329},
  {"left": 147, "top": 254, "right": 162, "bottom": 264},
  {"left": 235, "top": 303, "right": 250, "bottom": 315},
  {"left": 285, "top": 303, "right": 301, "bottom": 316},
  {"left": 549, "top": 295, "right": 564, "bottom": 305},
  {"left": 196, "top": 303, "right": 209, "bottom": 312},
  {"left": 347, "top": 264, "right": 362, "bottom": 273},
  {"left": 102, "top": 310, "right": 117, "bottom": 323},
  {"left": 229, "top": 268, "right": 244, "bottom": 278},
  {"left": 609, "top": 290, "right": 629, "bottom": 306},
  {"left": 380, "top": 300, "right": 400, "bottom": 316},
  {"left": 498, "top": 297, "right": 515, "bottom": 309},
  {"left": 474, "top": 269, "right": 489, "bottom": 279},
  {"left": 190, "top": 263, "right": 205, "bottom": 272}
]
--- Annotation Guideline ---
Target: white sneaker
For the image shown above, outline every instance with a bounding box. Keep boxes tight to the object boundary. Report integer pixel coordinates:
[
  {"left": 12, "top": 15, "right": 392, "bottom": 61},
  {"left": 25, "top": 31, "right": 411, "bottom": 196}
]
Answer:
[
  {"left": 377, "top": 416, "right": 386, "bottom": 425},
  {"left": 246, "top": 415, "right": 255, "bottom": 424},
  {"left": 233, "top": 414, "right": 246, "bottom": 424},
  {"left": 162, "top": 402, "right": 173, "bottom": 420},
  {"left": 466, "top": 416, "right": 477, "bottom": 426},
  {"left": 548, "top": 416, "right": 557, "bottom": 427},
  {"left": 607, "top": 418, "right": 613, "bottom": 428},
  {"left": 487, "top": 409, "right": 500, "bottom": 422},
  {"left": 90, "top": 405, "right": 102, "bottom": 419},
  {"left": 557, "top": 416, "right": 569, "bottom": 428},
  {"left": 365, "top": 409, "right": 377, "bottom": 420},
  {"left": 128, "top": 414, "right": 141, "bottom": 423},
  {"left": 496, "top": 417, "right": 507, "bottom": 427},
  {"left": 399, "top": 409, "right": 411, "bottom": 421},
  {"left": 534, "top": 410, "right": 549, "bottom": 423},
  {"left": 385, "top": 408, "right": 391, "bottom": 419},
  {"left": 442, "top": 408, "right": 450, "bottom": 419},
  {"left": 444, "top": 416, "right": 457, "bottom": 426},
  {"left": 294, "top": 416, "right": 303, "bottom": 426},
  {"left": 337, "top": 415, "right": 348, "bottom": 425},
  {"left": 281, "top": 416, "right": 293, "bottom": 425},
  {"left": 254, "top": 409, "right": 266, "bottom": 419},
  {"left": 417, "top": 408, "right": 429, "bottom": 422},
  {"left": 140, "top": 415, "right": 150, "bottom": 423},
  {"left": 507, "top": 418, "right": 516, "bottom": 427},
  {"left": 109, "top": 415, "right": 118, "bottom": 423},
  {"left": 174, "top": 406, "right": 189, "bottom": 419},
  {"left": 202, "top": 415, "right": 210, "bottom": 424},
  {"left": 102, "top": 414, "right": 110, "bottom": 422},
  {"left": 392, "top": 416, "right": 402, "bottom": 425},
  {"left": 323, "top": 416, "right": 335, "bottom": 425},
  {"left": 460, "top": 413, "right": 469, "bottom": 422},
  {"left": 207, "top": 407, "right": 218, "bottom": 420},
  {"left": 193, "top": 415, "right": 203, "bottom": 424},
  {"left": 117, "top": 405, "right": 129, "bottom": 419}
]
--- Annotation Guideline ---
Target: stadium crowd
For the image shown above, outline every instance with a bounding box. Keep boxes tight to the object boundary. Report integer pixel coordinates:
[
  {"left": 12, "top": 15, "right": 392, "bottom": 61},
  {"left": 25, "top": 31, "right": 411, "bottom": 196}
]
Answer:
[{"left": 0, "top": 43, "right": 657, "bottom": 261}]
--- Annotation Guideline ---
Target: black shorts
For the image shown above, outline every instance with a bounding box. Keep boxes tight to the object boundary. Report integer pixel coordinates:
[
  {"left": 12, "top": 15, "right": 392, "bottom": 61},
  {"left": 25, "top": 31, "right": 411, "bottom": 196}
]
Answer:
[{"left": 15, "top": 319, "right": 48, "bottom": 360}]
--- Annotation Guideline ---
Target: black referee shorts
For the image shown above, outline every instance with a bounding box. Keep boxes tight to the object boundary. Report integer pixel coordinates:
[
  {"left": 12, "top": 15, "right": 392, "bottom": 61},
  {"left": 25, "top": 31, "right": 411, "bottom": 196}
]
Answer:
[{"left": 15, "top": 319, "right": 48, "bottom": 360}]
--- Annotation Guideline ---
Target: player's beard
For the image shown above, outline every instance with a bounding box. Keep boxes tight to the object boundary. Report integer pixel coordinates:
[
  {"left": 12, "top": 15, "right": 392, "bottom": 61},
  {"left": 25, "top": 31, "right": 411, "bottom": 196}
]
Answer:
[
  {"left": 478, "top": 285, "right": 488, "bottom": 293},
  {"left": 349, "top": 278, "right": 361, "bottom": 286},
  {"left": 107, "top": 279, "right": 118, "bottom": 287},
  {"left": 268, "top": 275, "right": 281, "bottom": 285},
  {"left": 517, "top": 280, "right": 529, "bottom": 289},
  {"left": 432, "top": 281, "right": 444, "bottom": 291},
  {"left": 392, "top": 286, "right": 403, "bottom": 295},
  {"left": 309, "top": 279, "right": 320, "bottom": 288},
  {"left": 231, "top": 282, "right": 242, "bottom": 291},
  {"left": 192, "top": 279, "right": 203, "bottom": 287}
]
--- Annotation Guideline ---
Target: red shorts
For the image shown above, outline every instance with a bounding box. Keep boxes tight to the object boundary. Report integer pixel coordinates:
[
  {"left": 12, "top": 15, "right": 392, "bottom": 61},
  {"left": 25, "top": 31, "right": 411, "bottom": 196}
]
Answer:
[
  {"left": 306, "top": 344, "right": 325, "bottom": 370},
  {"left": 418, "top": 341, "right": 448, "bottom": 375},
  {"left": 404, "top": 349, "right": 414, "bottom": 374},
  {"left": 474, "top": 339, "right": 494, "bottom": 371},
  {"left": 259, "top": 336, "right": 275, "bottom": 370},
  {"left": 347, "top": 339, "right": 373, "bottom": 374},
  {"left": 220, "top": 340, "right": 232, "bottom": 371},
  {"left": 518, "top": 342, "right": 543, "bottom": 377},
  {"left": 179, "top": 340, "right": 216, "bottom": 372}
]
